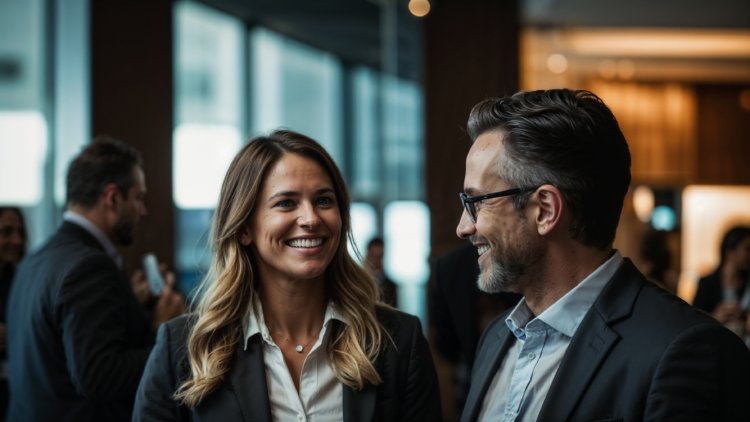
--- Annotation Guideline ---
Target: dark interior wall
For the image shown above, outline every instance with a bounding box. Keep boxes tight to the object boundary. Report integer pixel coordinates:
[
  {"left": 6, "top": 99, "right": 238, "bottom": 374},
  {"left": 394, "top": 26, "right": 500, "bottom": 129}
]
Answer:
[
  {"left": 424, "top": 0, "right": 520, "bottom": 258},
  {"left": 90, "top": 1, "right": 175, "bottom": 271},
  {"left": 695, "top": 84, "right": 750, "bottom": 184}
]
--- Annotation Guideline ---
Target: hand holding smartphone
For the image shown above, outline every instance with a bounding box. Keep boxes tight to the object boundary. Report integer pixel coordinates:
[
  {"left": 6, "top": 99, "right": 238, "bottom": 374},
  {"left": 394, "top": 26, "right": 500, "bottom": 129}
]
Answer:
[{"left": 142, "top": 253, "right": 165, "bottom": 296}]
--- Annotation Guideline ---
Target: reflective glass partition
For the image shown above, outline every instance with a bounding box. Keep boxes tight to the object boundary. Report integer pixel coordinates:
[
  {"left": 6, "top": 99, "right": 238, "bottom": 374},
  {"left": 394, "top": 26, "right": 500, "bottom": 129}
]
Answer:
[
  {"left": 250, "top": 28, "right": 344, "bottom": 167},
  {"left": 173, "top": 0, "right": 427, "bottom": 322},
  {"left": 173, "top": 1, "right": 245, "bottom": 295},
  {"left": 0, "top": 0, "right": 88, "bottom": 248}
]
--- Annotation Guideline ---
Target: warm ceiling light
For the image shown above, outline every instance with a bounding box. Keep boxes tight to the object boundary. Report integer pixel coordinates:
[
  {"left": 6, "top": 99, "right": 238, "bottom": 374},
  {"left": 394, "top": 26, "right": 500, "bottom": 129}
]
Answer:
[
  {"left": 408, "top": 0, "right": 430, "bottom": 17},
  {"left": 563, "top": 28, "right": 750, "bottom": 59},
  {"left": 547, "top": 53, "right": 568, "bottom": 74}
]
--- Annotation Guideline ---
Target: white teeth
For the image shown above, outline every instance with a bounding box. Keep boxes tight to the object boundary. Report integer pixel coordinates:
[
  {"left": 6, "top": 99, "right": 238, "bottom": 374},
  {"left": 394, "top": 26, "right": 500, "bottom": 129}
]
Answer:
[
  {"left": 476, "top": 245, "right": 490, "bottom": 256},
  {"left": 287, "top": 238, "right": 323, "bottom": 248}
]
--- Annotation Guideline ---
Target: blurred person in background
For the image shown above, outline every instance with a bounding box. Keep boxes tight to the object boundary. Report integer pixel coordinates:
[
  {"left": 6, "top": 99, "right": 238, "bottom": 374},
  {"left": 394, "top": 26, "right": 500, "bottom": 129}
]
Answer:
[
  {"left": 364, "top": 236, "right": 398, "bottom": 307},
  {"left": 638, "top": 228, "right": 679, "bottom": 293},
  {"left": 429, "top": 241, "right": 520, "bottom": 420},
  {"left": 6, "top": 137, "right": 185, "bottom": 422},
  {"left": 0, "top": 206, "right": 27, "bottom": 421},
  {"left": 693, "top": 225, "right": 750, "bottom": 340}
]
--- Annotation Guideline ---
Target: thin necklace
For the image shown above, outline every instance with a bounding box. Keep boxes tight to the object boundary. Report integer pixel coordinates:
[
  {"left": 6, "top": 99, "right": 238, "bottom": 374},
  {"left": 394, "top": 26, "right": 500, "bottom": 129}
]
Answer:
[{"left": 277, "top": 332, "right": 319, "bottom": 354}]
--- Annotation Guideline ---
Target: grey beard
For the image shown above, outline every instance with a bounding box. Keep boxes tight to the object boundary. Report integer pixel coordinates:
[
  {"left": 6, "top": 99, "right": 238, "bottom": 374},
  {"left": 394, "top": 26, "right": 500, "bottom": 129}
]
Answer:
[{"left": 477, "top": 258, "right": 522, "bottom": 293}]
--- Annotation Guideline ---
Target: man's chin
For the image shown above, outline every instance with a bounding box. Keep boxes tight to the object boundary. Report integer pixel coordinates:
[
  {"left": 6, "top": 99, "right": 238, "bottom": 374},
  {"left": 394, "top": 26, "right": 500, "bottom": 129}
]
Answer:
[{"left": 477, "top": 266, "right": 519, "bottom": 294}]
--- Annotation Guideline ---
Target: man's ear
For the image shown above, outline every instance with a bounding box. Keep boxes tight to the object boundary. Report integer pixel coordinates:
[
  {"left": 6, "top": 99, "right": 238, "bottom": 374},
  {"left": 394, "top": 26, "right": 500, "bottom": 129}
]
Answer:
[
  {"left": 101, "top": 183, "right": 120, "bottom": 210},
  {"left": 239, "top": 225, "right": 253, "bottom": 246},
  {"left": 535, "top": 185, "right": 564, "bottom": 236}
]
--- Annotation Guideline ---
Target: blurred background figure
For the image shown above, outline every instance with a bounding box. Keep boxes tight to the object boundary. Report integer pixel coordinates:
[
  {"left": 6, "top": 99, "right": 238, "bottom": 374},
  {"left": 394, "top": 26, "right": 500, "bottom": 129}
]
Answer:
[
  {"left": 0, "top": 206, "right": 27, "bottom": 420},
  {"left": 364, "top": 236, "right": 399, "bottom": 307},
  {"left": 639, "top": 229, "right": 679, "bottom": 293},
  {"left": 693, "top": 225, "right": 750, "bottom": 341},
  {"left": 429, "top": 242, "right": 521, "bottom": 421},
  {"left": 6, "top": 138, "right": 185, "bottom": 422}
]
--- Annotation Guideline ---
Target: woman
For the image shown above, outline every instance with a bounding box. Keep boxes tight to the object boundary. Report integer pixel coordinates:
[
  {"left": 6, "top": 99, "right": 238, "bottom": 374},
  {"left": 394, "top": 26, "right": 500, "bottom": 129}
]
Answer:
[
  {"left": 0, "top": 206, "right": 27, "bottom": 416},
  {"left": 693, "top": 225, "right": 750, "bottom": 333},
  {"left": 134, "top": 130, "right": 441, "bottom": 421}
]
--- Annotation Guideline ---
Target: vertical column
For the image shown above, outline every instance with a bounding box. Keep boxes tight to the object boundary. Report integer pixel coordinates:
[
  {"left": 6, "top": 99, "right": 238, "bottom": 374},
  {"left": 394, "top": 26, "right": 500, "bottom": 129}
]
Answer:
[
  {"left": 90, "top": 1, "right": 174, "bottom": 271},
  {"left": 424, "top": 0, "right": 520, "bottom": 258}
]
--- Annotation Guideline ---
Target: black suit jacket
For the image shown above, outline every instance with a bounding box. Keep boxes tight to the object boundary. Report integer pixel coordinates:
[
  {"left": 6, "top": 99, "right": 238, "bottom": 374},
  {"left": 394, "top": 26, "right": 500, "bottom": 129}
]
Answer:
[
  {"left": 462, "top": 259, "right": 750, "bottom": 422},
  {"left": 6, "top": 222, "right": 153, "bottom": 422},
  {"left": 133, "top": 307, "right": 441, "bottom": 421}
]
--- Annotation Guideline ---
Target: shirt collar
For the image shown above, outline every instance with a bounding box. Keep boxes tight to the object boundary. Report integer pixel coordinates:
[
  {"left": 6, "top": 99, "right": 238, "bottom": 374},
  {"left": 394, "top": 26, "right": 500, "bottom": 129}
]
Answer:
[
  {"left": 243, "top": 295, "right": 349, "bottom": 350},
  {"left": 506, "top": 251, "right": 623, "bottom": 339},
  {"left": 63, "top": 210, "right": 122, "bottom": 268}
]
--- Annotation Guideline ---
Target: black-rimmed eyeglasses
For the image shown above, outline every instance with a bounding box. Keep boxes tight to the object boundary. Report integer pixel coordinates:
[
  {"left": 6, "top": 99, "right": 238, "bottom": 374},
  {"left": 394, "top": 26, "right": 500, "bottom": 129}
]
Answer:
[{"left": 459, "top": 186, "right": 539, "bottom": 223}]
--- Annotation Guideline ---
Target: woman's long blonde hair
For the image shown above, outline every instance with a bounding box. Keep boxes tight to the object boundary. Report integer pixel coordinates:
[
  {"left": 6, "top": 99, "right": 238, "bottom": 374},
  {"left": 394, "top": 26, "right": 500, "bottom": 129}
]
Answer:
[{"left": 174, "top": 130, "right": 385, "bottom": 407}]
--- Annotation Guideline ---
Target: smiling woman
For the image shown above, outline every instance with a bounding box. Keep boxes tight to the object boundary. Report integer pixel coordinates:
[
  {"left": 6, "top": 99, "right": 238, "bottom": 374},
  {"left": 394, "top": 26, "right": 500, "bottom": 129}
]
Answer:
[{"left": 133, "top": 130, "right": 441, "bottom": 422}]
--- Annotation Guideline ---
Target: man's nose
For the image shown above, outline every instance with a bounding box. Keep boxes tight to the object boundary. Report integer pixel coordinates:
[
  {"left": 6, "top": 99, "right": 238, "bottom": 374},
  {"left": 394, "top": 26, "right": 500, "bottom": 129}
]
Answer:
[{"left": 456, "top": 209, "right": 475, "bottom": 239}]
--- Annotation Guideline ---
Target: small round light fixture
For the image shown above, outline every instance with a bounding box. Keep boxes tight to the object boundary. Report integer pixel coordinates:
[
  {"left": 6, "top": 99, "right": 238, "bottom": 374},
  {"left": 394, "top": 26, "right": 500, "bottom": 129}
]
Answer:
[
  {"left": 547, "top": 53, "right": 568, "bottom": 74},
  {"left": 408, "top": 0, "right": 431, "bottom": 17},
  {"left": 633, "top": 185, "right": 655, "bottom": 223}
]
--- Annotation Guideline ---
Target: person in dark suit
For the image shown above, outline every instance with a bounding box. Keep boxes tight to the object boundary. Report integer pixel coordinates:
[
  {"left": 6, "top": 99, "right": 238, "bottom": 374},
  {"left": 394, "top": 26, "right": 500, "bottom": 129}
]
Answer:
[
  {"left": 364, "top": 237, "right": 399, "bottom": 307},
  {"left": 429, "top": 242, "right": 520, "bottom": 417},
  {"left": 6, "top": 137, "right": 185, "bottom": 422},
  {"left": 133, "top": 130, "right": 440, "bottom": 421},
  {"left": 456, "top": 89, "right": 750, "bottom": 421}
]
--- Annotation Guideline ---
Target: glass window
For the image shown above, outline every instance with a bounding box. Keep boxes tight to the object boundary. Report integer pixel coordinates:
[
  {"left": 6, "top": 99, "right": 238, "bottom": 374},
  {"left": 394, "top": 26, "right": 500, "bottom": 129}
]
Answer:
[
  {"left": 0, "top": 111, "right": 46, "bottom": 205},
  {"left": 351, "top": 67, "right": 380, "bottom": 199},
  {"left": 173, "top": 0, "right": 245, "bottom": 289},
  {"left": 350, "top": 201, "right": 378, "bottom": 259},
  {"left": 382, "top": 75, "right": 424, "bottom": 200},
  {"left": 250, "top": 27, "right": 344, "bottom": 167},
  {"left": 384, "top": 200, "right": 430, "bottom": 323}
]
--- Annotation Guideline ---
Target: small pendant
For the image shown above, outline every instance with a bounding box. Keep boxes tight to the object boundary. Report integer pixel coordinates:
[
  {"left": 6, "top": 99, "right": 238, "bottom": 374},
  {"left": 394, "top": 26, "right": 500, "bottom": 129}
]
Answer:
[{"left": 295, "top": 345, "right": 304, "bottom": 353}]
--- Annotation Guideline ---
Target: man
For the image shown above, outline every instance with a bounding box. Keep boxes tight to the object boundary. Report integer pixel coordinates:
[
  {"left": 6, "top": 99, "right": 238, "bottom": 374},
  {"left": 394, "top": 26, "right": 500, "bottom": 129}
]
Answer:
[
  {"left": 457, "top": 89, "right": 750, "bottom": 421},
  {"left": 364, "top": 237, "right": 399, "bottom": 307},
  {"left": 6, "top": 137, "right": 185, "bottom": 421}
]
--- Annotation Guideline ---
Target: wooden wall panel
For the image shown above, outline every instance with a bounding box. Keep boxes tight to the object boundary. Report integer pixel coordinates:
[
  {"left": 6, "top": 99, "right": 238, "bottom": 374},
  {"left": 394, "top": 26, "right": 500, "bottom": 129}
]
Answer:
[
  {"left": 90, "top": 1, "right": 175, "bottom": 273},
  {"left": 695, "top": 84, "right": 750, "bottom": 185},
  {"left": 424, "top": 0, "right": 520, "bottom": 258}
]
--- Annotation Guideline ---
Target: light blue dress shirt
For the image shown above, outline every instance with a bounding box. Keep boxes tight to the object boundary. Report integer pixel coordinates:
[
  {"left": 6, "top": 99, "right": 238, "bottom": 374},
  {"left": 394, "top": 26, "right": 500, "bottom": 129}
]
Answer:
[{"left": 478, "top": 252, "right": 623, "bottom": 421}]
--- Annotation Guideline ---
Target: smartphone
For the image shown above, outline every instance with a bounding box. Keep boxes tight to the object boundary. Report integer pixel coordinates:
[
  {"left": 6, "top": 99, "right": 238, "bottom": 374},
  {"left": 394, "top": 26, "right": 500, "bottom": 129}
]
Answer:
[{"left": 142, "top": 253, "right": 165, "bottom": 296}]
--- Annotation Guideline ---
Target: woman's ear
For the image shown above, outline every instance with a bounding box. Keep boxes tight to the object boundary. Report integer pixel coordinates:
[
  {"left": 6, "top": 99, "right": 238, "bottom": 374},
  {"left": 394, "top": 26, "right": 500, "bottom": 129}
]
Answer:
[
  {"left": 239, "top": 225, "right": 253, "bottom": 246},
  {"left": 535, "top": 185, "right": 564, "bottom": 236}
]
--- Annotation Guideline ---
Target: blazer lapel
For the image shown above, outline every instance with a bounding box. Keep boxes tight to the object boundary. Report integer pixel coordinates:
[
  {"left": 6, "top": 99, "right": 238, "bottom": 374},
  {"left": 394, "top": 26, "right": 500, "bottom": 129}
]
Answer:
[
  {"left": 343, "top": 383, "right": 376, "bottom": 422},
  {"left": 537, "top": 259, "right": 643, "bottom": 422},
  {"left": 195, "top": 336, "right": 272, "bottom": 421},
  {"left": 462, "top": 321, "right": 515, "bottom": 422},
  {"left": 231, "top": 336, "right": 273, "bottom": 421}
]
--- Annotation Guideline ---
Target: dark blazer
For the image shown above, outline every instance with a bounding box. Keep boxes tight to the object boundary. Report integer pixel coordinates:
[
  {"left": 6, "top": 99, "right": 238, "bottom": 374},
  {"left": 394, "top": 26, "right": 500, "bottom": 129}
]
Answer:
[
  {"left": 6, "top": 222, "right": 153, "bottom": 422},
  {"left": 133, "top": 307, "right": 441, "bottom": 421},
  {"left": 462, "top": 259, "right": 750, "bottom": 422}
]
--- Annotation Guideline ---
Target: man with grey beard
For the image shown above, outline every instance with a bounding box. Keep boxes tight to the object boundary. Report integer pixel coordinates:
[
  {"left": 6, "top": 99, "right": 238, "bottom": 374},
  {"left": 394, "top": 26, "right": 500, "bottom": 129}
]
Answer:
[
  {"left": 457, "top": 89, "right": 750, "bottom": 421},
  {"left": 6, "top": 137, "right": 185, "bottom": 422}
]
